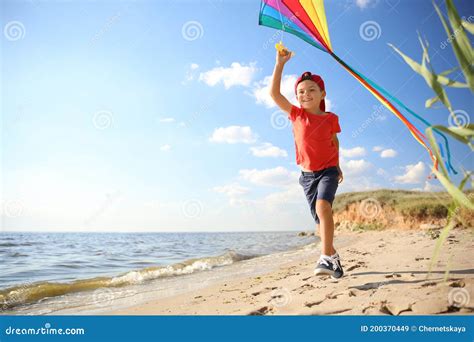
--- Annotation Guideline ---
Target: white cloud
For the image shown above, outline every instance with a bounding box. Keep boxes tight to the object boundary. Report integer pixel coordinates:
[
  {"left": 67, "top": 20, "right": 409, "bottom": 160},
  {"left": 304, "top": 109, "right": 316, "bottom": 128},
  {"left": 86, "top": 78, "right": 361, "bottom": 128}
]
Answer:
[
  {"left": 199, "top": 62, "right": 258, "bottom": 89},
  {"left": 380, "top": 148, "right": 397, "bottom": 158},
  {"left": 355, "top": 0, "right": 375, "bottom": 9},
  {"left": 394, "top": 161, "right": 426, "bottom": 184},
  {"left": 209, "top": 126, "right": 258, "bottom": 144},
  {"left": 216, "top": 182, "right": 305, "bottom": 211},
  {"left": 252, "top": 75, "right": 297, "bottom": 108},
  {"left": 160, "top": 144, "right": 171, "bottom": 151},
  {"left": 261, "top": 182, "right": 304, "bottom": 207},
  {"left": 212, "top": 183, "right": 250, "bottom": 197},
  {"left": 325, "top": 98, "right": 333, "bottom": 112},
  {"left": 212, "top": 174, "right": 305, "bottom": 209},
  {"left": 372, "top": 145, "right": 384, "bottom": 152},
  {"left": 341, "top": 146, "right": 366, "bottom": 158},
  {"left": 327, "top": 158, "right": 377, "bottom": 193},
  {"left": 250, "top": 142, "right": 287, "bottom": 158},
  {"left": 337, "top": 175, "right": 381, "bottom": 193},
  {"left": 3, "top": 167, "right": 124, "bottom": 226},
  {"left": 422, "top": 181, "right": 444, "bottom": 192},
  {"left": 340, "top": 158, "right": 372, "bottom": 176},
  {"left": 183, "top": 63, "right": 200, "bottom": 84},
  {"left": 239, "top": 166, "right": 298, "bottom": 187},
  {"left": 159, "top": 117, "right": 175, "bottom": 123},
  {"left": 251, "top": 74, "right": 333, "bottom": 111}
]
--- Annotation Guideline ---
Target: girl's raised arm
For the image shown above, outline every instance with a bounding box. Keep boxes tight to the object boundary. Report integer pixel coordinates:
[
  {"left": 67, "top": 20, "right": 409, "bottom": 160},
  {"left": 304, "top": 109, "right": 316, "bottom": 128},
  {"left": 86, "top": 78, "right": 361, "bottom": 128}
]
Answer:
[{"left": 269, "top": 50, "right": 293, "bottom": 114}]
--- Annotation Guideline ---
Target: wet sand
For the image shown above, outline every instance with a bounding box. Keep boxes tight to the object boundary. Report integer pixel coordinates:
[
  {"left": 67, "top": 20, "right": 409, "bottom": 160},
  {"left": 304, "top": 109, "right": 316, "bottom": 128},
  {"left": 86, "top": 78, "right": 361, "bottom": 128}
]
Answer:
[{"left": 106, "top": 227, "right": 474, "bottom": 315}]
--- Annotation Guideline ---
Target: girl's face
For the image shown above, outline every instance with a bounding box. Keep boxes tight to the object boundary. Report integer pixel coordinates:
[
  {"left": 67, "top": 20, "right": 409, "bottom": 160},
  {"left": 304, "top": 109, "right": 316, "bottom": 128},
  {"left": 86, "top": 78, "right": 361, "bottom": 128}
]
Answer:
[{"left": 296, "top": 80, "right": 326, "bottom": 111}]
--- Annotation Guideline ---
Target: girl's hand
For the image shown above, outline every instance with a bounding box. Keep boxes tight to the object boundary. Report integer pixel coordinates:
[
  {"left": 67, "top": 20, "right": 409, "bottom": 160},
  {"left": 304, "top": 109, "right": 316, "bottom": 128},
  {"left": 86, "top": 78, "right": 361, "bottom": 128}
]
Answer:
[
  {"left": 276, "top": 49, "right": 293, "bottom": 66},
  {"left": 337, "top": 168, "right": 344, "bottom": 184}
]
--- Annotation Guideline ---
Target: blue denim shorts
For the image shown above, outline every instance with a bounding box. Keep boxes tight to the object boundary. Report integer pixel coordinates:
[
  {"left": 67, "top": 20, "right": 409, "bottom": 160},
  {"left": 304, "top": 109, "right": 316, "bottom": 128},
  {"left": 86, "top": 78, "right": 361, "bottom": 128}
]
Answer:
[{"left": 299, "top": 166, "right": 339, "bottom": 224}]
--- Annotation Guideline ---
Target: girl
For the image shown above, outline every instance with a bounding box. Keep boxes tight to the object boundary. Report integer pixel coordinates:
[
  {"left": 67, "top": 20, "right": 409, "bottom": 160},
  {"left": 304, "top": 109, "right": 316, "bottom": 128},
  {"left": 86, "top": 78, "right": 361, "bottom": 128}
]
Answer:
[{"left": 270, "top": 49, "right": 344, "bottom": 279}]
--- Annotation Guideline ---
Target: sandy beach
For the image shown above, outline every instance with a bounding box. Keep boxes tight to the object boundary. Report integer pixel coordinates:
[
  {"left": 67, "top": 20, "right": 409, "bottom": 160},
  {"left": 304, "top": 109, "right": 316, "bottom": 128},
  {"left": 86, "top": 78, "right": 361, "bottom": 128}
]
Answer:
[{"left": 105, "top": 226, "right": 474, "bottom": 316}]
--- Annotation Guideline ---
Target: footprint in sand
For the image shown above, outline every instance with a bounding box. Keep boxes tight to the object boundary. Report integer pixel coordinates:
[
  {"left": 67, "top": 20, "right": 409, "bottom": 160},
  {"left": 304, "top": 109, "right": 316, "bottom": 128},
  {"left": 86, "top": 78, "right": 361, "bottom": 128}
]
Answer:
[
  {"left": 251, "top": 286, "right": 278, "bottom": 297},
  {"left": 347, "top": 249, "right": 371, "bottom": 256},
  {"left": 420, "top": 281, "right": 438, "bottom": 287},
  {"left": 248, "top": 306, "right": 274, "bottom": 315},
  {"left": 274, "top": 272, "right": 300, "bottom": 280},
  {"left": 304, "top": 299, "right": 325, "bottom": 308},
  {"left": 384, "top": 273, "right": 402, "bottom": 279},
  {"left": 292, "top": 283, "right": 315, "bottom": 294},
  {"left": 346, "top": 261, "right": 367, "bottom": 272}
]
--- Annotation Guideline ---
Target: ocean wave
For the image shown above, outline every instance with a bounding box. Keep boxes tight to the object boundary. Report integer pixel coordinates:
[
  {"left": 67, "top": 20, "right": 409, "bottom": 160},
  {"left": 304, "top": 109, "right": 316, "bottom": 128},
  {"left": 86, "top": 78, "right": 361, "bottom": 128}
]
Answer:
[
  {"left": 0, "top": 250, "right": 256, "bottom": 310},
  {"left": 0, "top": 242, "right": 37, "bottom": 247}
]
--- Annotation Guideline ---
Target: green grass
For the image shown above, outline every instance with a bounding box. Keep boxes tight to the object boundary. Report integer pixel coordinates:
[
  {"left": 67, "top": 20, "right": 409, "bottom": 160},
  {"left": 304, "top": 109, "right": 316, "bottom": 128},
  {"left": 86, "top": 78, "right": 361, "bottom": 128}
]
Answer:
[
  {"left": 350, "top": 222, "right": 385, "bottom": 231},
  {"left": 333, "top": 189, "right": 473, "bottom": 225}
]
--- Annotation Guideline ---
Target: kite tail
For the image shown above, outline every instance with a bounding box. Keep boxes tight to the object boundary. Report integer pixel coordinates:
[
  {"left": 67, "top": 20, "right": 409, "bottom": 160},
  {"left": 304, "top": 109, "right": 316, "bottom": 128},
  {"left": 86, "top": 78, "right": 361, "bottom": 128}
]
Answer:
[
  {"left": 338, "top": 57, "right": 458, "bottom": 176},
  {"left": 329, "top": 51, "right": 441, "bottom": 178}
]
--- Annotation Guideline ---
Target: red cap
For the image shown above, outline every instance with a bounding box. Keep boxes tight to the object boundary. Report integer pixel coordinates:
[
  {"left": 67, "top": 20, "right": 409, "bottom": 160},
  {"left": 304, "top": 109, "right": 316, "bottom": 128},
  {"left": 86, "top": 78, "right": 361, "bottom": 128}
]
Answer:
[{"left": 295, "top": 71, "right": 326, "bottom": 112}]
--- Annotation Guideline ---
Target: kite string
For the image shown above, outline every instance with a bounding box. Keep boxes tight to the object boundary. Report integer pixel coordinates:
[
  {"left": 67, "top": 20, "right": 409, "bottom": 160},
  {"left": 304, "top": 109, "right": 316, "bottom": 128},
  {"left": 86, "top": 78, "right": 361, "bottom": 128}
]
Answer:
[
  {"left": 330, "top": 51, "right": 440, "bottom": 176},
  {"left": 344, "top": 58, "right": 458, "bottom": 175},
  {"left": 332, "top": 49, "right": 457, "bottom": 175},
  {"left": 276, "top": 0, "right": 285, "bottom": 44}
]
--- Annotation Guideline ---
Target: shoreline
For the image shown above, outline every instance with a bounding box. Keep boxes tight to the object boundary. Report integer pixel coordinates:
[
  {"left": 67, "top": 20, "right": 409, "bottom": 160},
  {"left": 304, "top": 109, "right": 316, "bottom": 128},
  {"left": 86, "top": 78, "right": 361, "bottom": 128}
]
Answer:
[
  {"left": 104, "top": 227, "right": 474, "bottom": 315},
  {"left": 3, "top": 226, "right": 472, "bottom": 316},
  {"left": 3, "top": 237, "right": 324, "bottom": 315},
  {"left": 0, "top": 231, "right": 317, "bottom": 314}
]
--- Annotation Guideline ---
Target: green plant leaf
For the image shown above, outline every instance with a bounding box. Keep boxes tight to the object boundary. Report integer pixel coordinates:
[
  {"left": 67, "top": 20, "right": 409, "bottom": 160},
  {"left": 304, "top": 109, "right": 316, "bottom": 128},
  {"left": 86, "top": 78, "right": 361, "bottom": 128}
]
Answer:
[
  {"left": 419, "top": 34, "right": 454, "bottom": 109},
  {"left": 439, "top": 66, "right": 459, "bottom": 76},
  {"left": 388, "top": 43, "right": 468, "bottom": 89},
  {"left": 428, "top": 219, "right": 456, "bottom": 276},
  {"left": 433, "top": 169, "right": 474, "bottom": 210},
  {"left": 459, "top": 170, "right": 472, "bottom": 190},
  {"left": 462, "top": 19, "right": 474, "bottom": 35},
  {"left": 426, "top": 127, "right": 448, "bottom": 177},
  {"left": 432, "top": 124, "right": 474, "bottom": 147},
  {"left": 446, "top": 0, "right": 473, "bottom": 61},
  {"left": 429, "top": 171, "right": 472, "bottom": 277},
  {"left": 425, "top": 95, "right": 440, "bottom": 108},
  {"left": 434, "top": 0, "right": 474, "bottom": 92}
]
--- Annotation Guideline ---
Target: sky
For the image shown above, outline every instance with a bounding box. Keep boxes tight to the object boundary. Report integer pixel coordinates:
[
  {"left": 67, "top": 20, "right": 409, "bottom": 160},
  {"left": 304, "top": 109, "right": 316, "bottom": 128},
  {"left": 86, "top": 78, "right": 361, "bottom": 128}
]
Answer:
[{"left": 1, "top": 0, "right": 473, "bottom": 232}]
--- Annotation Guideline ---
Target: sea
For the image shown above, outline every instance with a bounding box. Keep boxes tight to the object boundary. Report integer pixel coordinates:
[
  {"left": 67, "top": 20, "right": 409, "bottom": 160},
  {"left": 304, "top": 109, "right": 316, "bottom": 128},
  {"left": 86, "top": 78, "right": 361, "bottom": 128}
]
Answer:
[{"left": 0, "top": 231, "right": 318, "bottom": 315}]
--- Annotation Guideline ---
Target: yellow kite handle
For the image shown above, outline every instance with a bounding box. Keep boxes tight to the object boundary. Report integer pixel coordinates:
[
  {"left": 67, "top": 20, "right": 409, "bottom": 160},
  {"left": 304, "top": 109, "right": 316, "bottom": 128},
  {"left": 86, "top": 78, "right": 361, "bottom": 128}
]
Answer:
[{"left": 275, "top": 41, "right": 295, "bottom": 57}]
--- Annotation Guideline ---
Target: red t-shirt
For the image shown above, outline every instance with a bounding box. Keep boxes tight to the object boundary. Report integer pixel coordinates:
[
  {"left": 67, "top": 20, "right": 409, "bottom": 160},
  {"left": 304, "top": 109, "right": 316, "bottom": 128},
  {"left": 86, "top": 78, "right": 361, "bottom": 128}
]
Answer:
[{"left": 288, "top": 105, "right": 341, "bottom": 171}]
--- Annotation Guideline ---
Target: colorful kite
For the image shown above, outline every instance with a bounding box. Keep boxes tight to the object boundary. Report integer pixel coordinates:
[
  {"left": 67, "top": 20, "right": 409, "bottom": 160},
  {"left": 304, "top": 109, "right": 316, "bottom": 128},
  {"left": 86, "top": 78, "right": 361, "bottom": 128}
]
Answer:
[{"left": 259, "top": 0, "right": 458, "bottom": 177}]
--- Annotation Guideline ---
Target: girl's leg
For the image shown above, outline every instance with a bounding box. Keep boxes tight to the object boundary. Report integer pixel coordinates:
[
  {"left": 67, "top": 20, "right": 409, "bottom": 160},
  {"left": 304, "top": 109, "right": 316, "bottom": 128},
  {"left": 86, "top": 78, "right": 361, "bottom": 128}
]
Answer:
[{"left": 315, "top": 199, "right": 336, "bottom": 255}]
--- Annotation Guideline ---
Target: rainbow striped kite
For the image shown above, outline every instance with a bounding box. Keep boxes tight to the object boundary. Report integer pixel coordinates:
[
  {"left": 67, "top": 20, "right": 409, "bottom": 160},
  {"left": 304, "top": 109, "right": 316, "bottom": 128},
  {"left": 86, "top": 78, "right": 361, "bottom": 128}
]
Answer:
[{"left": 259, "top": 0, "right": 458, "bottom": 177}]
